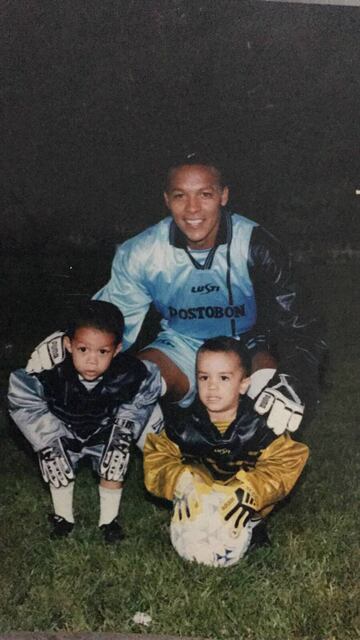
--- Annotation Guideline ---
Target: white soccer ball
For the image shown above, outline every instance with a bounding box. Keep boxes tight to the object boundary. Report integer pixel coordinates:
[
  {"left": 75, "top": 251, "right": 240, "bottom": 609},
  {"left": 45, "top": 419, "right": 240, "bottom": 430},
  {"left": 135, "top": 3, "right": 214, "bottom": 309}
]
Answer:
[{"left": 170, "top": 483, "right": 253, "bottom": 568}]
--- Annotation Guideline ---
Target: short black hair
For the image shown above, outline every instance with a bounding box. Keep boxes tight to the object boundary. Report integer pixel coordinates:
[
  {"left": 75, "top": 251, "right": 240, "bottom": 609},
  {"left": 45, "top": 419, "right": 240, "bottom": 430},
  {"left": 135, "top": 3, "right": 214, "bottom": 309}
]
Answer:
[
  {"left": 164, "top": 150, "right": 227, "bottom": 191},
  {"left": 197, "top": 336, "right": 251, "bottom": 376},
  {"left": 66, "top": 300, "right": 124, "bottom": 345}
]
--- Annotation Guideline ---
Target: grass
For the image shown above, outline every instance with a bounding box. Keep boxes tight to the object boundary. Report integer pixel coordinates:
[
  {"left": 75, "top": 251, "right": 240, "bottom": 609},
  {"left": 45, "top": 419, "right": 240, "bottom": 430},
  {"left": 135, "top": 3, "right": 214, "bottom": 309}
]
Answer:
[{"left": 0, "top": 262, "right": 359, "bottom": 639}]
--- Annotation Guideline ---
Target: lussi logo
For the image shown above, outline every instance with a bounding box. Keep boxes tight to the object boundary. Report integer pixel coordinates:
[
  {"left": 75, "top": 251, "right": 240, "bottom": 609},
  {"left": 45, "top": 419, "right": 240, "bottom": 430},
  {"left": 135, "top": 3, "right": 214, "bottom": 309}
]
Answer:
[{"left": 191, "top": 283, "right": 220, "bottom": 295}]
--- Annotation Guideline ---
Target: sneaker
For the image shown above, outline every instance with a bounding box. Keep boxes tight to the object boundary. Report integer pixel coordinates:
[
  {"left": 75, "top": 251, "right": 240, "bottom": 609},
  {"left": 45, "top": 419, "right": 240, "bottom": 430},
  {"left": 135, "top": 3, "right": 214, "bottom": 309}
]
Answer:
[
  {"left": 100, "top": 518, "right": 124, "bottom": 544},
  {"left": 249, "top": 521, "right": 271, "bottom": 549},
  {"left": 49, "top": 514, "right": 74, "bottom": 539}
]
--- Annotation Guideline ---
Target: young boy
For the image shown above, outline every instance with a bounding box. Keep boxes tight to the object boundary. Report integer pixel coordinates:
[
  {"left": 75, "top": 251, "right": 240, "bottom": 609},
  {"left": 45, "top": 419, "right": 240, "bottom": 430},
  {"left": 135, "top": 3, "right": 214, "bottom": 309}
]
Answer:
[
  {"left": 8, "top": 300, "right": 162, "bottom": 543},
  {"left": 143, "top": 336, "right": 309, "bottom": 554}
]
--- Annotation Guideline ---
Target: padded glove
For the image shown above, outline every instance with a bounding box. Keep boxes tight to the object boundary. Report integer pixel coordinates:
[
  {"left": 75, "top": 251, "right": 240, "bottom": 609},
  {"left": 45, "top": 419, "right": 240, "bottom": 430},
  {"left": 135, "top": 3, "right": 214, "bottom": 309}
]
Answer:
[
  {"left": 220, "top": 487, "right": 257, "bottom": 531},
  {"left": 254, "top": 372, "right": 304, "bottom": 435},
  {"left": 172, "top": 471, "right": 202, "bottom": 523},
  {"left": 99, "top": 418, "right": 134, "bottom": 482},
  {"left": 38, "top": 439, "right": 75, "bottom": 488},
  {"left": 26, "top": 331, "right": 65, "bottom": 373}
]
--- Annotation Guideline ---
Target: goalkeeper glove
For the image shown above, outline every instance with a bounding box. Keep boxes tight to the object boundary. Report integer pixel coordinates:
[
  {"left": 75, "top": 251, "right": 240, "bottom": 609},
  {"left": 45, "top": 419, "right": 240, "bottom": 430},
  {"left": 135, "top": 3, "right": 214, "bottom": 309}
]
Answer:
[
  {"left": 220, "top": 487, "right": 257, "bottom": 531},
  {"left": 99, "top": 418, "right": 133, "bottom": 482},
  {"left": 254, "top": 372, "right": 304, "bottom": 435},
  {"left": 172, "top": 471, "right": 202, "bottom": 523},
  {"left": 26, "top": 331, "right": 65, "bottom": 373},
  {"left": 38, "top": 439, "right": 75, "bottom": 488}
]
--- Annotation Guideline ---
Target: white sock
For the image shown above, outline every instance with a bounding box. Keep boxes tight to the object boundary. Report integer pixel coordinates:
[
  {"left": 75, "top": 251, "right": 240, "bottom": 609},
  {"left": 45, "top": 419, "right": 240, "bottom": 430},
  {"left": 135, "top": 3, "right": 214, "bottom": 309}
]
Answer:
[
  {"left": 50, "top": 482, "right": 75, "bottom": 523},
  {"left": 98, "top": 486, "right": 123, "bottom": 527}
]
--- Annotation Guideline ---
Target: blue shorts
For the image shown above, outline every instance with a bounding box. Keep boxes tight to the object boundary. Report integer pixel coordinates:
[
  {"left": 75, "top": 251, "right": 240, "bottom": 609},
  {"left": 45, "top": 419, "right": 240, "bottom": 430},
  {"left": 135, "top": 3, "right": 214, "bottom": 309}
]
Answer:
[{"left": 141, "top": 328, "right": 203, "bottom": 407}]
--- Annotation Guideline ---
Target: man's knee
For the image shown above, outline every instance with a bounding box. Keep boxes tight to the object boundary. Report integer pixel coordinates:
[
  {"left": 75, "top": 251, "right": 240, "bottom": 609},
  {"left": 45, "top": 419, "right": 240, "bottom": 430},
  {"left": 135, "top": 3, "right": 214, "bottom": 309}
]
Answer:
[{"left": 137, "top": 348, "right": 190, "bottom": 402}]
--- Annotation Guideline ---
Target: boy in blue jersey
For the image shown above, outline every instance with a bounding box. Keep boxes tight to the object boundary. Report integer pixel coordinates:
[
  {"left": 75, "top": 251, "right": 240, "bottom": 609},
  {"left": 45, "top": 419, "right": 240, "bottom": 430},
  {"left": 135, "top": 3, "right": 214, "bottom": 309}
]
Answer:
[
  {"left": 26, "top": 152, "right": 326, "bottom": 437},
  {"left": 143, "top": 336, "right": 309, "bottom": 558},
  {"left": 8, "top": 301, "right": 162, "bottom": 542}
]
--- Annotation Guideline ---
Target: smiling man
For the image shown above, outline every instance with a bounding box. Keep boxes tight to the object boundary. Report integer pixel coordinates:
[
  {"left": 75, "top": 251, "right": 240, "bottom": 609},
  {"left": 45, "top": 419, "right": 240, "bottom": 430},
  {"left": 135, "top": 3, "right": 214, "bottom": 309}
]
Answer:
[
  {"left": 28, "top": 152, "right": 325, "bottom": 434},
  {"left": 92, "top": 151, "right": 325, "bottom": 433}
]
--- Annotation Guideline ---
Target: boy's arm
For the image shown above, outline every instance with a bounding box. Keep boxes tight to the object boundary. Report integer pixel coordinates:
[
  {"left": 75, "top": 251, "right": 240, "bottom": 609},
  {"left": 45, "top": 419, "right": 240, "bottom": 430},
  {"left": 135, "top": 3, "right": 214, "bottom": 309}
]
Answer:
[
  {"left": 8, "top": 369, "right": 68, "bottom": 451},
  {"left": 99, "top": 361, "right": 163, "bottom": 484},
  {"left": 143, "top": 431, "right": 191, "bottom": 501},
  {"left": 111, "top": 361, "right": 163, "bottom": 440},
  {"left": 233, "top": 434, "right": 309, "bottom": 512}
]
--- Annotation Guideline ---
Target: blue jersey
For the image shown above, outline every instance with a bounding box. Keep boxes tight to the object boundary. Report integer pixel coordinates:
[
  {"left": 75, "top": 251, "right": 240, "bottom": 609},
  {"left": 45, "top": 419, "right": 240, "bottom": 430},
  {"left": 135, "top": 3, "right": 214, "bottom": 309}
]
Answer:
[{"left": 95, "top": 211, "right": 257, "bottom": 350}]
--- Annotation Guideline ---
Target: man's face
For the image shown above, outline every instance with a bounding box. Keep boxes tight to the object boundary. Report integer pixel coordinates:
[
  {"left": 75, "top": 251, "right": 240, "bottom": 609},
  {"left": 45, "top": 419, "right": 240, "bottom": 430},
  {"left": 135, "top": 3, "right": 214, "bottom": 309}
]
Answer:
[
  {"left": 164, "top": 164, "right": 229, "bottom": 250},
  {"left": 64, "top": 327, "right": 121, "bottom": 381},
  {"left": 197, "top": 350, "right": 250, "bottom": 423}
]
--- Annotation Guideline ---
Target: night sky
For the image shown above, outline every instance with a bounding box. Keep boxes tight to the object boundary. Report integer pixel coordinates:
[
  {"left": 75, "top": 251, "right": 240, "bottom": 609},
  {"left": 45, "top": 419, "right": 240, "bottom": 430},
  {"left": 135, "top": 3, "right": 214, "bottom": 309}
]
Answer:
[{"left": 2, "top": 0, "right": 359, "bottom": 253}]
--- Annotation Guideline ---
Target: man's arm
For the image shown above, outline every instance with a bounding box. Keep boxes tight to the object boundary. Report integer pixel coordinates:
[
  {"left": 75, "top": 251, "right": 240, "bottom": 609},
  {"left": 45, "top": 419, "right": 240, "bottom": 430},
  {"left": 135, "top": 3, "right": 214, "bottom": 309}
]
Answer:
[
  {"left": 93, "top": 240, "right": 153, "bottom": 351},
  {"left": 248, "top": 226, "right": 327, "bottom": 389},
  {"left": 247, "top": 227, "right": 327, "bottom": 429}
]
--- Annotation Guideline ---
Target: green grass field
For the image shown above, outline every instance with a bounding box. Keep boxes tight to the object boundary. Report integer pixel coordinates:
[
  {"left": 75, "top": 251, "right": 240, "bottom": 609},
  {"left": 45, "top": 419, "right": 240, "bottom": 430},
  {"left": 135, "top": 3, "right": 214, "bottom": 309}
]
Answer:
[{"left": 0, "top": 263, "right": 359, "bottom": 640}]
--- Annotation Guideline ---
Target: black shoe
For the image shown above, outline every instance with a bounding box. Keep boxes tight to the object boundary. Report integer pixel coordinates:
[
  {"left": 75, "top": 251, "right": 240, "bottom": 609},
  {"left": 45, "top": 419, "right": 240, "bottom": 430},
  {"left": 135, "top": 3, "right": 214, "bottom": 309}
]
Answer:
[
  {"left": 100, "top": 518, "right": 124, "bottom": 544},
  {"left": 49, "top": 514, "right": 74, "bottom": 539},
  {"left": 249, "top": 521, "right": 271, "bottom": 549}
]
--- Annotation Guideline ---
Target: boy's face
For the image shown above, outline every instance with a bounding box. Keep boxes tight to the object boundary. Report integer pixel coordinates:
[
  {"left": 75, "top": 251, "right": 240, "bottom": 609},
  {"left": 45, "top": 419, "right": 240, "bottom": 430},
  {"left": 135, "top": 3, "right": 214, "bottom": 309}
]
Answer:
[
  {"left": 64, "top": 327, "right": 121, "bottom": 381},
  {"left": 164, "top": 164, "right": 229, "bottom": 250},
  {"left": 196, "top": 350, "right": 250, "bottom": 423}
]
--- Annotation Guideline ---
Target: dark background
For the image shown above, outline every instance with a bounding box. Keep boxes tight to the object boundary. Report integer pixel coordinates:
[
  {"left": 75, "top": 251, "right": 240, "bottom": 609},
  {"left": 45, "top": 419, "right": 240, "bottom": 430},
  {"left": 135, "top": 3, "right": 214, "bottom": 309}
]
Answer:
[{"left": 1, "top": 0, "right": 359, "bottom": 351}]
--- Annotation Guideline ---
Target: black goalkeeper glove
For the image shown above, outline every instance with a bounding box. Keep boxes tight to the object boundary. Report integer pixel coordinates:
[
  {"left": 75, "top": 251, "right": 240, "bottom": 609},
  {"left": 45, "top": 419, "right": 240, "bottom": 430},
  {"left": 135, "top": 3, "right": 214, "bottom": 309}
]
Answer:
[{"left": 220, "top": 487, "right": 257, "bottom": 531}]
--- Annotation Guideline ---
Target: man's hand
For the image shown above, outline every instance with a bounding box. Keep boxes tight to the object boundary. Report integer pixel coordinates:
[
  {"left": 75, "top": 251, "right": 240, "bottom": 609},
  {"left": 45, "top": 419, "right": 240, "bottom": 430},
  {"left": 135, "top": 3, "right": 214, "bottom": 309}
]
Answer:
[
  {"left": 26, "top": 331, "right": 65, "bottom": 373},
  {"left": 38, "top": 439, "right": 75, "bottom": 488},
  {"left": 220, "top": 487, "right": 257, "bottom": 531},
  {"left": 99, "top": 419, "right": 134, "bottom": 482},
  {"left": 172, "top": 471, "right": 202, "bottom": 523},
  {"left": 254, "top": 373, "right": 304, "bottom": 435}
]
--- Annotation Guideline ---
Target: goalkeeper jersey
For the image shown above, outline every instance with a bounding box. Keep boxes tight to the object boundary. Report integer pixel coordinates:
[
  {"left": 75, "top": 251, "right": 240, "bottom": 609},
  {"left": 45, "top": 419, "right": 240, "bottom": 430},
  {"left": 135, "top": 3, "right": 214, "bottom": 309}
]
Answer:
[
  {"left": 8, "top": 354, "right": 162, "bottom": 451},
  {"left": 143, "top": 396, "right": 309, "bottom": 512},
  {"left": 94, "top": 209, "right": 326, "bottom": 391}
]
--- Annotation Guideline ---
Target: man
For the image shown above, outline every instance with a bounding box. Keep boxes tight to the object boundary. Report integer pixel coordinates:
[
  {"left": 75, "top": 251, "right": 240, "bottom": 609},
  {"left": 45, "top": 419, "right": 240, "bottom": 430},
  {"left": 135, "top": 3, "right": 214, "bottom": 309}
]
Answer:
[{"left": 28, "top": 152, "right": 326, "bottom": 434}]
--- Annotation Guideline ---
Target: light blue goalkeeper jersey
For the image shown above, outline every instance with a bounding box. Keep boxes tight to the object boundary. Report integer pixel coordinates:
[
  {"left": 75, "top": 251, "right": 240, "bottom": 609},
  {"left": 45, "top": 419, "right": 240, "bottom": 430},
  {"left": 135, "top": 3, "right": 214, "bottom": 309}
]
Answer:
[{"left": 94, "top": 212, "right": 258, "bottom": 351}]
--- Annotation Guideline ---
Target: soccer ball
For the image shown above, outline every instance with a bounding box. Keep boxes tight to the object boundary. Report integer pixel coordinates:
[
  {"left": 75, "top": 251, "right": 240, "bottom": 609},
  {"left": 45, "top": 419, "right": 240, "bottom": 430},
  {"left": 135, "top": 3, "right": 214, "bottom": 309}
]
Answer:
[{"left": 170, "top": 482, "right": 253, "bottom": 568}]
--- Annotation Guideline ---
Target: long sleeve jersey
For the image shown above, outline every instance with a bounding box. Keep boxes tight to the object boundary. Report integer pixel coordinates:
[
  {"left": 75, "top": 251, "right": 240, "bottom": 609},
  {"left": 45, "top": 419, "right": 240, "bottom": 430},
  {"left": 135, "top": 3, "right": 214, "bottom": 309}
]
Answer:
[
  {"left": 8, "top": 353, "right": 162, "bottom": 451},
  {"left": 94, "top": 211, "right": 326, "bottom": 394},
  {"left": 143, "top": 396, "right": 309, "bottom": 514}
]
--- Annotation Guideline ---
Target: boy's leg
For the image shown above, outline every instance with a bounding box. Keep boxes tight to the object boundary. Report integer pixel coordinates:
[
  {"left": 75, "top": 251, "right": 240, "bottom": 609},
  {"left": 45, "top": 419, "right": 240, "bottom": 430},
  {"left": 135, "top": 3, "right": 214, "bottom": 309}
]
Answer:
[
  {"left": 137, "top": 328, "right": 201, "bottom": 407},
  {"left": 98, "top": 478, "right": 124, "bottom": 543},
  {"left": 47, "top": 441, "right": 78, "bottom": 538},
  {"left": 49, "top": 482, "right": 75, "bottom": 523},
  {"left": 92, "top": 440, "right": 127, "bottom": 543}
]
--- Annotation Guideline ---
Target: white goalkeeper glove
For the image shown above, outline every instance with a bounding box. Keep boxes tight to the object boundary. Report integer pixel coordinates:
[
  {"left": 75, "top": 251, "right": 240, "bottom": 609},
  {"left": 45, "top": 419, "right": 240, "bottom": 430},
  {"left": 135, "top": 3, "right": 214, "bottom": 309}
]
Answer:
[
  {"left": 38, "top": 439, "right": 75, "bottom": 488},
  {"left": 99, "top": 418, "right": 134, "bottom": 482},
  {"left": 26, "top": 331, "right": 65, "bottom": 373},
  {"left": 172, "top": 471, "right": 202, "bottom": 523},
  {"left": 254, "top": 372, "right": 304, "bottom": 435}
]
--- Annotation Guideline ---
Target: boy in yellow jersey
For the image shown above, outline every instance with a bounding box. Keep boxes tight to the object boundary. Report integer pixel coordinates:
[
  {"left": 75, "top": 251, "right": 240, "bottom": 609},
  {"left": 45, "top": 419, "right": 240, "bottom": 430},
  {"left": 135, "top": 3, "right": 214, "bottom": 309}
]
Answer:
[{"left": 143, "top": 336, "right": 309, "bottom": 551}]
